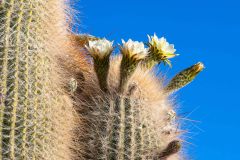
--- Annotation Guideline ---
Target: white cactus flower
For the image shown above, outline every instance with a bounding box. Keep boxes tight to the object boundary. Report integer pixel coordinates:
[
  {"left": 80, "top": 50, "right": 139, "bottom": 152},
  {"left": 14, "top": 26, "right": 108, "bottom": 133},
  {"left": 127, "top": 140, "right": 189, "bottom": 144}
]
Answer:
[
  {"left": 85, "top": 38, "right": 113, "bottom": 59},
  {"left": 148, "top": 34, "right": 177, "bottom": 58},
  {"left": 121, "top": 39, "right": 148, "bottom": 60}
]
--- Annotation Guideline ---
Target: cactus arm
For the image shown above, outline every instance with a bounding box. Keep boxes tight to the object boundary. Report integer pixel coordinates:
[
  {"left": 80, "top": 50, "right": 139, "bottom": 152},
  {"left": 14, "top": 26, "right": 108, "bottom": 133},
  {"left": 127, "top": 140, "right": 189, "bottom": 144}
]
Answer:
[{"left": 164, "top": 62, "right": 204, "bottom": 94}]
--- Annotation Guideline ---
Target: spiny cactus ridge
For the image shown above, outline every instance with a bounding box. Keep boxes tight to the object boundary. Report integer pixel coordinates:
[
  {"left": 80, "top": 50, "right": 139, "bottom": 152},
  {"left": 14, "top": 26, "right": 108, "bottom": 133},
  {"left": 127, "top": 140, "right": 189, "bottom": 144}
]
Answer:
[{"left": 0, "top": 1, "right": 75, "bottom": 159}]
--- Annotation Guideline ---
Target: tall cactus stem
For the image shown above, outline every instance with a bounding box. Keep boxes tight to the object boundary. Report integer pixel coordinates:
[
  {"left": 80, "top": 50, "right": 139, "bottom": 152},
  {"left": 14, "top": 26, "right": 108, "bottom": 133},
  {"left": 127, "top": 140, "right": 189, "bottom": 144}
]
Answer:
[{"left": 0, "top": 1, "right": 75, "bottom": 159}]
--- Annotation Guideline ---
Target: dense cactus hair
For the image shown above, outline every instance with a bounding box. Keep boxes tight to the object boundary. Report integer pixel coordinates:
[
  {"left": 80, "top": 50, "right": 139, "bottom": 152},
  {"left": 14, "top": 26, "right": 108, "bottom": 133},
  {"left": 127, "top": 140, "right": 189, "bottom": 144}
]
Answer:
[
  {"left": 71, "top": 35, "right": 204, "bottom": 159},
  {"left": 76, "top": 56, "right": 182, "bottom": 159},
  {"left": 0, "top": 0, "right": 76, "bottom": 159},
  {"left": 67, "top": 37, "right": 198, "bottom": 160}
]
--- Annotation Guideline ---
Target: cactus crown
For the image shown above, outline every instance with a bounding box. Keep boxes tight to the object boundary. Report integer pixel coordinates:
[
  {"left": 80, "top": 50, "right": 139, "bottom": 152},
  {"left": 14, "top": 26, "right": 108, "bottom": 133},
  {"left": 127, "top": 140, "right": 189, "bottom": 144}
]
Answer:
[{"left": 75, "top": 34, "right": 204, "bottom": 159}]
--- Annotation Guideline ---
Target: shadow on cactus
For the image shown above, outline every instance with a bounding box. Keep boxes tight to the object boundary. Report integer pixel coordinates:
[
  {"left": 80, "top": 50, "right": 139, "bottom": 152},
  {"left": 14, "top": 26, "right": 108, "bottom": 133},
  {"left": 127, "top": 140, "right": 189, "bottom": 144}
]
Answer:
[{"left": 72, "top": 34, "right": 204, "bottom": 159}]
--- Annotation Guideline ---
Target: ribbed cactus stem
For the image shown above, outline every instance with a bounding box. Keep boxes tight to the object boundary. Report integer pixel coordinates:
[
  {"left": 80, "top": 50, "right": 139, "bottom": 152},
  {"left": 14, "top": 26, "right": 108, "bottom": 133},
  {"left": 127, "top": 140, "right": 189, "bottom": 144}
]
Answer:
[
  {"left": 134, "top": 108, "right": 143, "bottom": 160},
  {"left": 124, "top": 84, "right": 137, "bottom": 160},
  {"left": 108, "top": 96, "right": 121, "bottom": 159},
  {"left": 164, "top": 62, "right": 204, "bottom": 94},
  {"left": 21, "top": 1, "right": 32, "bottom": 158},
  {"left": 129, "top": 84, "right": 144, "bottom": 160},
  {"left": 123, "top": 96, "right": 132, "bottom": 159},
  {"left": 118, "top": 97, "right": 125, "bottom": 160},
  {"left": 0, "top": 1, "right": 74, "bottom": 159},
  {"left": 0, "top": 1, "right": 16, "bottom": 158},
  {"left": 7, "top": 1, "right": 24, "bottom": 158},
  {"left": 108, "top": 51, "right": 143, "bottom": 158},
  {"left": 109, "top": 84, "right": 143, "bottom": 160}
]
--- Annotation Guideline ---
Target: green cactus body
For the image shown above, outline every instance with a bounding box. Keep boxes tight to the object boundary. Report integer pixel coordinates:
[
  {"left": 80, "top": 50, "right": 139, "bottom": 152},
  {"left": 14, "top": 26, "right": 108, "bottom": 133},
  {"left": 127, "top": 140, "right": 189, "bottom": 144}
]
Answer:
[{"left": 0, "top": 1, "right": 74, "bottom": 159}]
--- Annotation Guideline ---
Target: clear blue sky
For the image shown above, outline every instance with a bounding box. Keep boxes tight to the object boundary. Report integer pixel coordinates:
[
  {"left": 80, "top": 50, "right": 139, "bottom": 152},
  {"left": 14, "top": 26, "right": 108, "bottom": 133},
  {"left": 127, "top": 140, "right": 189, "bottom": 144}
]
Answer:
[{"left": 73, "top": 0, "right": 240, "bottom": 159}]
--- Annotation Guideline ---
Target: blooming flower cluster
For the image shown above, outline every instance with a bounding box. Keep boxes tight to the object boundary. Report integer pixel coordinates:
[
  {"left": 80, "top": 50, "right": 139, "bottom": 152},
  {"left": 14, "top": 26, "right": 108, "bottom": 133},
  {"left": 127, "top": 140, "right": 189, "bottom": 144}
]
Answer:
[
  {"left": 85, "top": 34, "right": 178, "bottom": 66},
  {"left": 83, "top": 33, "right": 204, "bottom": 96}
]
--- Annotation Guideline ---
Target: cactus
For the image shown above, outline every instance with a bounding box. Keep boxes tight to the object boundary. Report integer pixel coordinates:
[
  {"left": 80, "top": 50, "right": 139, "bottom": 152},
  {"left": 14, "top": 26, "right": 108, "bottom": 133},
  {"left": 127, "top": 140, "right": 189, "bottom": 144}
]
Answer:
[
  {"left": 0, "top": 0, "right": 75, "bottom": 159},
  {"left": 73, "top": 35, "right": 204, "bottom": 159},
  {"left": 0, "top": 0, "right": 205, "bottom": 159}
]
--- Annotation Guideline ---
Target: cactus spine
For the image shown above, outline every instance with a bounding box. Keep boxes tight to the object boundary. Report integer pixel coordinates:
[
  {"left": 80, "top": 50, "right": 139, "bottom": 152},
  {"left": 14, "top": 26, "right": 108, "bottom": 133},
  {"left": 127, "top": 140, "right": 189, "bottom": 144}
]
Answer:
[{"left": 0, "top": 1, "right": 75, "bottom": 159}]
